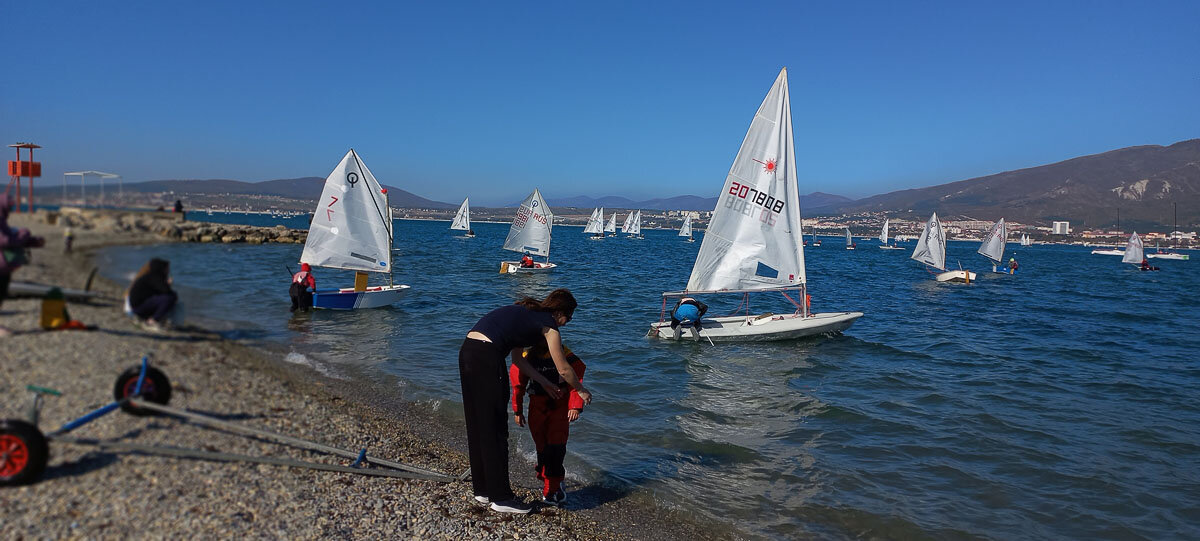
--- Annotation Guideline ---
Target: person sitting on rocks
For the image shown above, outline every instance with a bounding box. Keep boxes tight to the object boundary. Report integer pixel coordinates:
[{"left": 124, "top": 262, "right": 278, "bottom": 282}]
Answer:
[{"left": 127, "top": 257, "right": 177, "bottom": 332}]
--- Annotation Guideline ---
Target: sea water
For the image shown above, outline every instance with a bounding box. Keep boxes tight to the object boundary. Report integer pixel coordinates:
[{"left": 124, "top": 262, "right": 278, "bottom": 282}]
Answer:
[{"left": 97, "top": 216, "right": 1200, "bottom": 540}]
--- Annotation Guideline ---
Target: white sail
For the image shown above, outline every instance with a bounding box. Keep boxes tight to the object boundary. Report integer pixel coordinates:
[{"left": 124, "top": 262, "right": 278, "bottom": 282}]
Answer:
[
  {"left": 679, "top": 214, "right": 693, "bottom": 237},
  {"left": 583, "top": 207, "right": 603, "bottom": 234},
  {"left": 450, "top": 197, "right": 471, "bottom": 230},
  {"left": 300, "top": 149, "right": 392, "bottom": 273},
  {"left": 629, "top": 210, "right": 642, "bottom": 235},
  {"left": 621, "top": 211, "right": 634, "bottom": 233},
  {"left": 977, "top": 218, "right": 1006, "bottom": 263},
  {"left": 605, "top": 213, "right": 617, "bottom": 233},
  {"left": 686, "top": 68, "right": 806, "bottom": 291},
  {"left": 911, "top": 212, "right": 946, "bottom": 270},
  {"left": 1122, "top": 232, "right": 1143, "bottom": 264},
  {"left": 879, "top": 219, "right": 889, "bottom": 244},
  {"left": 845, "top": 228, "right": 852, "bottom": 247},
  {"left": 502, "top": 188, "right": 554, "bottom": 257}
]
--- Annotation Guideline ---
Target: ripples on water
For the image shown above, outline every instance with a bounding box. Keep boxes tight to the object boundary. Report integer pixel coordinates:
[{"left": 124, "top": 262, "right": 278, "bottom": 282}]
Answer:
[{"left": 98, "top": 217, "right": 1200, "bottom": 539}]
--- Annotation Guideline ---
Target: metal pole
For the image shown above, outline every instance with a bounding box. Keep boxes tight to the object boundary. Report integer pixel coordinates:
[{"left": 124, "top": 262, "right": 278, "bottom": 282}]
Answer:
[{"left": 27, "top": 147, "right": 34, "bottom": 212}]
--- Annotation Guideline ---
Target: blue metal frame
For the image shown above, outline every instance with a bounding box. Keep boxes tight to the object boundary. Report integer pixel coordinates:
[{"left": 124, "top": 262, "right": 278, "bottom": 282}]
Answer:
[{"left": 48, "top": 356, "right": 149, "bottom": 437}]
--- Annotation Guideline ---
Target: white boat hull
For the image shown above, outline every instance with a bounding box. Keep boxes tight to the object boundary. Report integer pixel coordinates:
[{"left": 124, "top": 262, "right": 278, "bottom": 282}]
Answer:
[
  {"left": 1148, "top": 253, "right": 1189, "bottom": 260},
  {"left": 878, "top": 245, "right": 903, "bottom": 250},
  {"left": 1091, "top": 249, "right": 1125, "bottom": 256},
  {"left": 647, "top": 311, "right": 863, "bottom": 342},
  {"left": 313, "top": 284, "right": 410, "bottom": 310},
  {"left": 935, "top": 270, "right": 976, "bottom": 283},
  {"left": 500, "top": 261, "right": 558, "bottom": 274}
]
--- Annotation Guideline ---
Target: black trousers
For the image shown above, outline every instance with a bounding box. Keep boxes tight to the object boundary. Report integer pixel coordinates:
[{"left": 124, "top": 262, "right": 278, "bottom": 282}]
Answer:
[
  {"left": 133, "top": 292, "right": 177, "bottom": 322},
  {"left": 289, "top": 282, "right": 313, "bottom": 311},
  {"left": 458, "top": 338, "right": 514, "bottom": 501}
]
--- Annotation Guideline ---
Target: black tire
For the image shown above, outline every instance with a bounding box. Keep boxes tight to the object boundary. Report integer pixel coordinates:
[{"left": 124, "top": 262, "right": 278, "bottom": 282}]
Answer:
[
  {"left": 113, "top": 365, "right": 172, "bottom": 416},
  {"left": 0, "top": 419, "right": 49, "bottom": 486}
]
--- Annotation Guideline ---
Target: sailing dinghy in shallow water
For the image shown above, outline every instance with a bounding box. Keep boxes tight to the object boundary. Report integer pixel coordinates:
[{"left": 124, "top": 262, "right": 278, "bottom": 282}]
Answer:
[
  {"left": 647, "top": 68, "right": 863, "bottom": 342},
  {"left": 911, "top": 212, "right": 975, "bottom": 283},
  {"left": 300, "top": 149, "right": 410, "bottom": 309},
  {"left": 499, "top": 188, "right": 556, "bottom": 273}
]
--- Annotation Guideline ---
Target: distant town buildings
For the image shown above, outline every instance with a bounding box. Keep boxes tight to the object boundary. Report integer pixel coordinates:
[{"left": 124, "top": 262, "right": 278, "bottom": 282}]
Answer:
[{"left": 1052, "top": 221, "right": 1070, "bottom": 235}]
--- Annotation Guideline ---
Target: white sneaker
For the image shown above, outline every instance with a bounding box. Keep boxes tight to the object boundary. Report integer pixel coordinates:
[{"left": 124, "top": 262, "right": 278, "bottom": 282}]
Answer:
[
  {"left": 489, "top": 499, "right": 532, "bottom": 514},
  {"left": 473, "top": 495, "right": 490, "bottom": 504}
]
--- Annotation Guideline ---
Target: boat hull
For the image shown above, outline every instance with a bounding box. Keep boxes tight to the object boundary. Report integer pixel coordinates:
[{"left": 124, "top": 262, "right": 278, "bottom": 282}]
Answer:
[
  {"left": 500, "top": 261, "right": 558, "bottom": 274},
  {"left": 313, "top": 284, "right": 410, "bottom": 310},
  {"left": 878, "top": 245, "right": 903, "bottom": 250},
  {"left": 935, "top": 270, "right": 977, "bottom": 283},
  {"left": 647, "top": 311, "right": 863, "bottom": 342},
  {"left": 1091, "top": 249, "right": 1124, "bottom": 256},
  {"left": 1148, "top": 253, "right": 1189, "bottom": 260}
]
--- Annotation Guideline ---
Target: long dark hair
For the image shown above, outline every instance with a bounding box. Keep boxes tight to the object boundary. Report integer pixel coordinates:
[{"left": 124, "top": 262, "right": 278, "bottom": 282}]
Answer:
[{"left": 515, "top": 288, "right": 577, "bottom": 319}]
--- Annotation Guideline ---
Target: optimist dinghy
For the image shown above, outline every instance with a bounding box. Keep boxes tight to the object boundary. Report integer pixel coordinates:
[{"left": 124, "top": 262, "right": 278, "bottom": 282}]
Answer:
[
  {"left": 450, "top": 197, "right": 474, "bottom": 238},
  {"left": 647, "top": 68, "right": 863, "bottom": 342},
  {"left": 679, "top": 214, "right": 695, "bottom": 242},
  {"left": 604, "top": 212, "right": 618, "bottom": 237},
  {"left": 878, "top": 219, "right": 903, "bottom": 250},
  {"left": 300, "top": 149, "right": 410, "bottom": 309},
  {"left": 978, "top": 218, "right": 1010, "bottom": 274},
  {"left": 583, "top": 207, "right": 605, "bottom": 240},
  {"left": 912, "top": 212, "right": 975, "bottom": 283},
  {"left": 499, "top": 188, "right": 557, "bottom": 273}
]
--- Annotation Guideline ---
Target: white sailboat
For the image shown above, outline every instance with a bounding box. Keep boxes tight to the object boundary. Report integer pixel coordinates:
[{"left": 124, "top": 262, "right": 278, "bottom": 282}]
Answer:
[
  {"left": 1148, "top": 204, "right": 1190, "bottom": 260},
  {"left": 450, "top": 197, "right": 474, "bottom": 237},
  {"left": 1122, "top": 232, "right": 1157, "bottom": 270},
  {"left": 583, "top": 207, "right": 605, "bottom": 240},
  {"left": 628, "top": 210, "right": 644, "bottom": 239},
  {"left": 300, "top": 149, "right": 410, "bottom": 309},
  {"left": 647, "top": 68, "right": 863, "bottom": 342},
  {"left": 678, "top": 214, "right": 694, "bottom": 242},
  {"left": 604, "top": 212, "right": 618, "bottom": 237},
  {"left": 1020, "top": 233, "right": 1033, "bottom": 247},
  {"left": 912, "top": 212, "right": 976, "bottom": 283},
  {"left": 621, "top": 211, "right": 633, "bottom": 236},
  {"left": 844, "top": 228, "right": 855, "bottom": 250},
  {"left": 499, "top": 188, "right": 556, "bottom": 273},
  {"left": 878, "top": 219, "right": 902, "bottom": 250},
  {"left": 978, "top": 218, "right": 1009, "bottom": 274}
]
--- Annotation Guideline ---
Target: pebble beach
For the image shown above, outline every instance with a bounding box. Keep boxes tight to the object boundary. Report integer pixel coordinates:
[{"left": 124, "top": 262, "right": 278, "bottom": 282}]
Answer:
[{"left": 0, "top": 212, "right": 731, "bottom": 540}]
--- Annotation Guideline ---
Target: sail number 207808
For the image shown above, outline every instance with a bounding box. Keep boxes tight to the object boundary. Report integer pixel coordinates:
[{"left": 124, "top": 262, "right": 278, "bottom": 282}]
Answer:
[{"left": 727, "top": 181, "right": 784, "bottom": 226}]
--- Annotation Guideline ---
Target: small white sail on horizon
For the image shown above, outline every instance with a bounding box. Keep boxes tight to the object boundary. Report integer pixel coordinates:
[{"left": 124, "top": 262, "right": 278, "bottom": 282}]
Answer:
[
  {"left": 977, "top": 218, "right": 1007, "bottom": 265},
  {"left": 879, "top": 219, "right": 889, "bottom": 244},
  {"left": 621, "top": 212, "right": 634, "bottom": 234},
  {"left": 1122, "top": 232, "right": 1143, "bottom": 264},
  {"left": 502, "top": 188, "right": 554, "bottom": 258},
  {"left": 604, "top": 213, "right": 618, "bottom": 235},
  {"left": 450, "top": 197, "right": 471, "bottom": 231},
  {"left": 629, "top": 210, "right": 643, "bottom": 237},
  {"left": 845, "top": 228, "right": 854, "bottom": 249},
  {"left": 583, "top": 207, "right": 604, "bottom": 235},
  {"left": 678, "top": 214, "right": 693, "bottom": 239}
]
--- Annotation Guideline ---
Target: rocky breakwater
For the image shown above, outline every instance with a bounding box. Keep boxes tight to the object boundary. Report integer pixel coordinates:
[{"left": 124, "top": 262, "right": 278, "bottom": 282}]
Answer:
[{"left": 50, "top": 207, "right": 307, "bottom": 244}]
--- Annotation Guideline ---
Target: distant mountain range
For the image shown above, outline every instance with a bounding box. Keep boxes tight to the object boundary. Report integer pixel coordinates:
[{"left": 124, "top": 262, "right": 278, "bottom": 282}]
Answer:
[{"left": 829, "top": 139, "right": 1200, "bottom": 229}]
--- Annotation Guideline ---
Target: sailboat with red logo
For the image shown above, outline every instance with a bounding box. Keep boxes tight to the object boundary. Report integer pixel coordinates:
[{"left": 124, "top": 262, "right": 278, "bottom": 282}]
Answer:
[
  {"left": 647, "top": 68, "right": 862, "bottom": 342},
  {"left": 499, "top": 188, "right": 557, "bottom": 273}
]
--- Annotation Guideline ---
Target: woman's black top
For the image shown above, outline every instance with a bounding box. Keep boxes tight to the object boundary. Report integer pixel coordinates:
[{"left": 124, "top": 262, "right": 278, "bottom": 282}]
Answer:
[
  {"left": 129, "top": 267, "right": 174, "bottom": 307},
  {"left": 470, "top": 304, "right": 557, "bottom": 353}
]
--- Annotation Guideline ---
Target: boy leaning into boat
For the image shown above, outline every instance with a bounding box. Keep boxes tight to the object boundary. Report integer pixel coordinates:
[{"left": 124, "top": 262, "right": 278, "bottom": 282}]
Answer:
[{"left": 510, "top": 342, "right": 586, "bottom": 506}]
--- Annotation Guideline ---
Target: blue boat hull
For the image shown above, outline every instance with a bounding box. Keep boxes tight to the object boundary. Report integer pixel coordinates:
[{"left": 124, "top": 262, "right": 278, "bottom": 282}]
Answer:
[{"left": 313, "top": 284, "right": 410, "bottom": 310}]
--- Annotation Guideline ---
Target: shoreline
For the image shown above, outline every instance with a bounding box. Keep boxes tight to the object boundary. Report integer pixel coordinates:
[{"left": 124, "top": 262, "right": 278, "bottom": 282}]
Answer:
[{"left": 0, "top": 213, "right": 740, "bottom": 540}]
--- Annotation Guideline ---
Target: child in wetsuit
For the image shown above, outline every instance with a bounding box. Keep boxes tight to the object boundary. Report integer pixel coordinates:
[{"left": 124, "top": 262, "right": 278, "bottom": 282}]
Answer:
[{"left": 510, "top": 342, "right": 586, "bottom": 506}]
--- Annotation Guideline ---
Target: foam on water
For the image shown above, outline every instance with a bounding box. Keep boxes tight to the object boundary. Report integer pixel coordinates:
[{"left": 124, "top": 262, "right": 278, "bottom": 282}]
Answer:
[{"left": 98, "top": 216, "right": 1200, "bottom": 539}]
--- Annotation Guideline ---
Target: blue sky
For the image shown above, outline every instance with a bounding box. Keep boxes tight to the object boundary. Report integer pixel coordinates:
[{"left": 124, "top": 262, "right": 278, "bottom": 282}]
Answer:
[{"left": 2, "top": 1, "right": 1197, "bottom": 206}]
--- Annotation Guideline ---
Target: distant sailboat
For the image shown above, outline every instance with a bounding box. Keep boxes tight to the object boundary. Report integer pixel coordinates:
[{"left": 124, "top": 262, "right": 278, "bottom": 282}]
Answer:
[
  {"left": 844, "top": 228, "right": 855, "bottom": 250},
  {"left": 628, "top": 210, "right": 644, "bottom": 239},
  {"left": 812, "top": 229, "right": 821, "bottom": 247},
  {"left": 978, "top": 218, "right": 1009, "bottom": 274},
  {"left": 621, "top": 212, "right": 633, "bottom": 236},
  {"left": 1123, "top": 232, "right": 1158, "bottom": 270},
  {"left": 499, "top": 189, "right": 556, "bottom": 273},
  {"left": 1149, "top": 203, "right": 1190, "bottom": 260},
  {"left": 912, "top": 212, "right": 975, "bottom": 283},
  {"left": 450, "top": 197, "right": 474, "bottom": 237},
  {"left": 583, "top": 207, "right": 605, "bottom": 240},
  {"left": 1020, "top": 233, "right": 1032, "bottom": 247},
  {"left": 604, "top": 212, "right": 618, "bottom": 237},
  {"left": 878, "top": 219, "right": 902, "bottom": 250},
  {"left": 679, "top": 214, "right": 694, "bottom": 242},
  {"left": 300, "top": 149, "right": 410, "bottom": 309},
  {"left": 646, "top": 67, "right": 862, "bottom": 342}
]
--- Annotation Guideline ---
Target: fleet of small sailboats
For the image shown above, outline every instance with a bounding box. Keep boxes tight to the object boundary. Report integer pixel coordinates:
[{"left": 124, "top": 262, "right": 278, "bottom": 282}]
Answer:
[
  {"left": 499, "top": 188, "right": 556, "bottom": 273},
  {"left": 300, "top": 149, "right": 410, "bottom": 309},
  {"left": 645, "top": 67, "right": 862, "bottom": 342}
]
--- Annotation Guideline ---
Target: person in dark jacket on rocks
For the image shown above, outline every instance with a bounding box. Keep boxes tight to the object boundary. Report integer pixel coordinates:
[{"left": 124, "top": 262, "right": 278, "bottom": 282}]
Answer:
[
  {"left": 0, "top": 194, "right": 45, "bottom": 335},
  {"left": 127, "top": 257, "right": 177, "bottom": 331}
]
